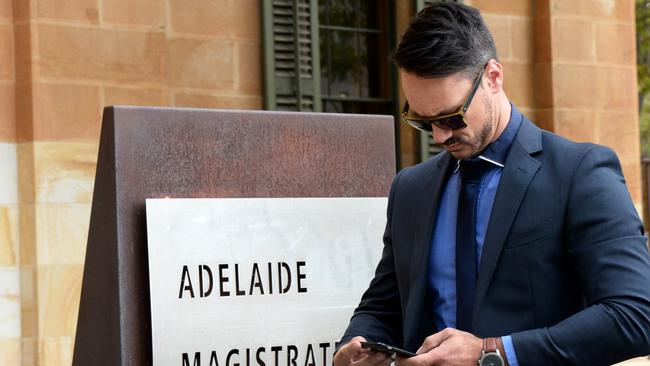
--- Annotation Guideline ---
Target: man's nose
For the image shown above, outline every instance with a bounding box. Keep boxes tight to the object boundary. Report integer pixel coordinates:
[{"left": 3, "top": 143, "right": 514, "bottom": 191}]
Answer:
[{"left": 431, "top": 125, "right": 453, "bottom": 144}]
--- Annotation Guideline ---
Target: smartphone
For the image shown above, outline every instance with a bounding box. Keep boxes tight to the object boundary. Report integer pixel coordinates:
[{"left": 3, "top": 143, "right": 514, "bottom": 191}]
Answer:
[{"left": 361, "top": 341, "right": 416, "bottom": 358}]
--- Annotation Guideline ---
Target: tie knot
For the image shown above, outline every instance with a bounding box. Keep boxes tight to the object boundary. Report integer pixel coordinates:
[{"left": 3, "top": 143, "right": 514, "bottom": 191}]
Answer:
[{"left": 458, "top": 159, "right": 493, "bottom": 184}]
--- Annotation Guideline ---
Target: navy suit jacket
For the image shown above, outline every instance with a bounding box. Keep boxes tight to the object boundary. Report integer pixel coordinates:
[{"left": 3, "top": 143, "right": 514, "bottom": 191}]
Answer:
[{"left": 340, "top": 117, "right": 650, "bottom": 365}]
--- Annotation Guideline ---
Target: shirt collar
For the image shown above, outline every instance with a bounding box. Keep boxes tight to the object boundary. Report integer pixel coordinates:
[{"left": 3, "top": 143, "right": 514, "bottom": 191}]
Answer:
[{"left": 453, "top": 104, "right": 523, "bottom": 172}]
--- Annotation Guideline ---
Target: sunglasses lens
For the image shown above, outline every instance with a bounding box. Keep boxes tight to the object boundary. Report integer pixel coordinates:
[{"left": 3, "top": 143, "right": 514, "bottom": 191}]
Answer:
[
  {"left": 401, "top": 105, "right": 468, "bottom": 131},
  {"left": 405, "top": 118, "right": 433, "bottom": 132},
  {"left": 433, "top": 114, "right": 466, "bottom": 130}
]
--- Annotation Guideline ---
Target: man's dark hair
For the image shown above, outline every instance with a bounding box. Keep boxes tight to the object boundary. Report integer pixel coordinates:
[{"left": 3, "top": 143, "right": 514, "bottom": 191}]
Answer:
[{"left": 392, "top": 2, "right": 498, "bottom": 79}]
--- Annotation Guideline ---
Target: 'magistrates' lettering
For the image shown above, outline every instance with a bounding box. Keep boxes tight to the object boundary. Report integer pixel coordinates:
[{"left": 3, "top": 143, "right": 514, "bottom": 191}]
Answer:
[
  {"left": 178, "top": 261, "right": 308, "bottom": 299},
  {"left": 181, "top": 341, "right": 338, "bottom": 366}
]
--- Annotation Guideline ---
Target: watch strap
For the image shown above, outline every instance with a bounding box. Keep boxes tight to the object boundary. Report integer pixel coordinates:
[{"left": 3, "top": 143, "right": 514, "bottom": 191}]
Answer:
[{"left": 483, "top": 337, "right": 498, "bottom": 353}]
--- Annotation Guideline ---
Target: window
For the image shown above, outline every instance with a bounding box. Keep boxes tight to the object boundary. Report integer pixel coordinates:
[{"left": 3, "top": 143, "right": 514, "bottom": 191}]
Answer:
[
  {"left": 261, "top": 0, "right": 397, "bottom": 115},
  {"left": 319, "top": 0, "right": 395, "bottom": 115}
]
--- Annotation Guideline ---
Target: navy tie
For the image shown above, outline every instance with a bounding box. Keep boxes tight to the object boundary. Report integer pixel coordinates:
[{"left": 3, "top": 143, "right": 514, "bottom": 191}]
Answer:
[{"left": 456, "top": 159, "right": 492, "bottom": 331}]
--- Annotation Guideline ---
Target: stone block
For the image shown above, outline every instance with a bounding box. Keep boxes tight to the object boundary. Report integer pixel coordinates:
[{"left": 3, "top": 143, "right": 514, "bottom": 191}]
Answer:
[
  {"left": 533, "top": 63, "right": 553, "bottom": 109},
  {"left": 13, "top": 23, "right": 33, "bottom": 83},
  {"left": 533, "top": 108, "right": 554, "bottom": 132},
  {"left": 37, "top": 265, "right": 83, "bottom": 337},
  {"left": 103, "top": 0, "right": 164, "bottom": 26},
  {"left": 24, "top": 142, "right": 98, "bottom": 204},
  {"left": 598, "top": 111, "right": 639, "bottom": 160},
  {"left": 553, "top": 18, "right": 594, "bottom": 62},
  {"left": 0, "top": 24, "right": 13, "bottom": 81},
  {"left": 39, "top": 336, "right": 73, "bottom": 366},
  {"left": 20, "top": 266, "right": 36, "bottom": 337},
  {"left": 35, "top": 203, "right": 90, "bottom": 266},
  {"left": 502, "top": 62, "right": 534, "bottom": 109},
  {"left": 0, "top": 205, "right": 18, "bottom": 266},
  {"left": 230, "top": 0, "right": 261, "bottom": 40},
  {"left": 170, "top": 0, "right": 260, "bottom": 40},
  {"left": 0, "top": 143, "right": 17, "bottom": 204},
  {"left": 554, "top": 109, "right": 598, "bottom": 142},
  {"left": 103, "top": 86, "right": 169, "bottom": 107},
  {"left": 551, "top": 0, "right": 634, "bottom": 22},
  {"left": 0, "top": 0, "right": 12, "bottom": 19},
  {"left": 167, "top": 37, "right": 235, "bottom": 90},
  {"left": 0, "top": 83, "right": 16, "bottom": 142},
  {"left": 534, "top": 16, "right": 552, "bottom": 63},
  {"left": 14, "top": 82, "right": 33, "bottom": 142},
  {"left": 36, "top": 0, "right": 99, "bottom": 24},
  {"left": 483, "top": 15, "right": 510, "bottom": 61},
  {"left": 21, "top": 337, "right": 37, "bottom": 366},
  {"left": 471, "top": 0, "right": 532, "bottom": 16},
  {"left": 33, "top": 82, "right": 102, "bottom": 141},
  {"left": 553, "top": 64, "right": 598, "bottom": 109},
  {"left": 596, "top": 23, "right": 635, "bottom": 65},
  {"left": 596, "top": 67, "right": 637, "bottom": 111},
  {"left": 535, "top": 0, "right": 551, "bottom": 19},
  {"left": 511, "top": 18, "right": 533, "bottom": 62},
  {"left": 174, "top": 93, "right": 262, "bottom": 110},
  {"left": 17, "top": 143, "right": 35, "bottom": 205},
  {"left": 38, "top": 24, "right": 165, "bottom": 83},
  {"left": 621, "top": 162, "right": 642, "bottom": 205},
  {"left": 237, "top": 42, "right": 262, "bottom": 95},
  {"left": 13, "top": 0, "right": 29, "bottom": 21},
  {"left": 0, "top": 266, "right": 20, "bottom": 338},
  {"left": 13, "top": 24, "right": 32, "bottom": 84},
  {"left": 18, "top": 142, "right": 98, "bottom": 204},
  {"left": 0, "top": 338, "right": 20, "bottom": 365},
  {"left": 19, "top": 204, "right": 35, "bottom": 266}
]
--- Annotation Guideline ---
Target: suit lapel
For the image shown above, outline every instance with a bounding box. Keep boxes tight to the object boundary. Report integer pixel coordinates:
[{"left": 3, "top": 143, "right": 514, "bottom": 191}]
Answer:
[
  {"left": 471, "top": 119, "right": 542, "bottom": 326},
  {"left": 403, "top": 153, "right": 453, "bottom": 350}
]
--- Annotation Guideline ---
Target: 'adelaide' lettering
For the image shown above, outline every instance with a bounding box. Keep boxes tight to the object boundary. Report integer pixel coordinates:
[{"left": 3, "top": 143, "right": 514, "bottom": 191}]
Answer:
[
  {"left": 199, "top": 265, "right": 213, "bottom": 298},
  {"left": 249, "top": 263, "right": 264, "bottom": 295},
  {"left": 178, "top": 261, "right": 308, "bottom": 299},
  {"left": 179, "top": 265, "right": 195, "bottom": 299}
]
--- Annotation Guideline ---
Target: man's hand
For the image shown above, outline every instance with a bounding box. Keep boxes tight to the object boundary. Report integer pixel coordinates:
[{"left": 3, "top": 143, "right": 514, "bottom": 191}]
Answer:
[
  {"left": 395, "top": 328, "right": 482, "bottom": 366},
  {"left": 333, "top": 336, "right": 394, "bottom": 366}
]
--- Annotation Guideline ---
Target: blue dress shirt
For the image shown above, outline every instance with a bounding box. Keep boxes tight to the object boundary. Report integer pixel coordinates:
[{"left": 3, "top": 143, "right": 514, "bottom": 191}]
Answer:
[{"left": 428, "top": 105, "right": 522, "bottom": 365}]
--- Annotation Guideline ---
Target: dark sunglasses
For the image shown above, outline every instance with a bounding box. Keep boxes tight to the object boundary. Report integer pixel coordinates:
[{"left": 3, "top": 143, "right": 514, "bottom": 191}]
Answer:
[{"left": 401, "top": 65, "right": 486, "bottom": 131}]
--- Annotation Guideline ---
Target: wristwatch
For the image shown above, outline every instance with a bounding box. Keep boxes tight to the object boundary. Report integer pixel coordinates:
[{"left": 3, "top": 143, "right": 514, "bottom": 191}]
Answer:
[{"left": 478, "top": 337, "right": 504, "bottom": 366}]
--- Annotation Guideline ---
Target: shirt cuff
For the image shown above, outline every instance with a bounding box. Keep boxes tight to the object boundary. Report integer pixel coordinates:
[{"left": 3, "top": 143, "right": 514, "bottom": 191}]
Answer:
[{"left": 501, "top": 335, "right": 519, "bottom": 366}]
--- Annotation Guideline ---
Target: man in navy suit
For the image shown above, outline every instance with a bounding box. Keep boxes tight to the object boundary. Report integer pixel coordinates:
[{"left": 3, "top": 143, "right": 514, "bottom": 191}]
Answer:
[{"left": 333, "top": 2, "right": 650, "bottom": 366}]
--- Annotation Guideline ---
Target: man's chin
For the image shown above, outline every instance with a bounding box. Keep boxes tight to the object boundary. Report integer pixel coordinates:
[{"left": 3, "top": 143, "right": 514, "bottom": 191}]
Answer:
[{"left": 447, "top": 149, "right": 475, "bottom": 160}]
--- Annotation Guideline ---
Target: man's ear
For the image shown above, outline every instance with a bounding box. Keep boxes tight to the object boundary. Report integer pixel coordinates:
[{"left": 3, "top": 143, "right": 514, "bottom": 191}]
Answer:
[{"left": 484, "top": 59, "right": 504, "bottom": 94}]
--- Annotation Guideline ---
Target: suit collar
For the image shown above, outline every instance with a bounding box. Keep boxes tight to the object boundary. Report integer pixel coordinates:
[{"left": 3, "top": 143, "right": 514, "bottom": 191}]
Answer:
[{"left": 403, "top": 152, "right": 452, "bottom": 350}]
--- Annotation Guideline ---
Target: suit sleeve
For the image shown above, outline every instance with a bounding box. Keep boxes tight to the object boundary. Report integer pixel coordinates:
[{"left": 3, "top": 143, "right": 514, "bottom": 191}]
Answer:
[
  {"left": 511, "top": 145, "right": 650, "bottom": 365},
  {"left": 337, "top": 169, "right": 406, "bottom": 350}
]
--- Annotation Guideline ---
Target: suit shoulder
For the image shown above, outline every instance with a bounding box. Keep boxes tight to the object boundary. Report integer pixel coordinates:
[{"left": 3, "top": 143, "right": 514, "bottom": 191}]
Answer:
[
  {"left": 395, "top": 152, "right": 447, "bottom": 186},
  {"left": 538, "top": 129, "right": 618, "bottom": 163}
]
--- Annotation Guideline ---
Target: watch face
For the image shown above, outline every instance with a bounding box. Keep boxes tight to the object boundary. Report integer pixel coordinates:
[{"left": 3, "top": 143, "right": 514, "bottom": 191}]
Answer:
[{"left": 480, "top": 353, "right": 504, "bottom": 366}]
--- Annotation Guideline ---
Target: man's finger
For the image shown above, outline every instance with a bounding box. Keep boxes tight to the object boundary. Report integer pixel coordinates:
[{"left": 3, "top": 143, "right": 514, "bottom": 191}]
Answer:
[
  {"left": 417, "top": 328, "right": 454, "bottom": 353},
  {"left": 395, "top": 351, "right": 432, "bottom": 366},
  {"left": 334, "top": 336, "right": 368, "bottom": 366},
  {"left": 352, "top": 352, "right": 392, "bottom": 366},
  {"left": 342, "top": 336, "right": 367, "bottom": 357}
]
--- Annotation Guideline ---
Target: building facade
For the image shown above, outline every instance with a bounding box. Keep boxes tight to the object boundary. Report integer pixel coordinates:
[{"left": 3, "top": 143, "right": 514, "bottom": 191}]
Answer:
[{"left": 0, "top": 0, "right": 645, "bottom": 365}]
